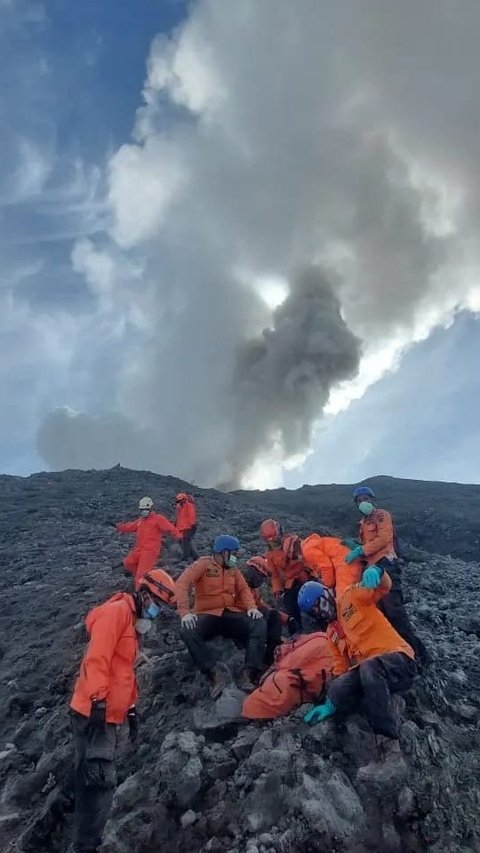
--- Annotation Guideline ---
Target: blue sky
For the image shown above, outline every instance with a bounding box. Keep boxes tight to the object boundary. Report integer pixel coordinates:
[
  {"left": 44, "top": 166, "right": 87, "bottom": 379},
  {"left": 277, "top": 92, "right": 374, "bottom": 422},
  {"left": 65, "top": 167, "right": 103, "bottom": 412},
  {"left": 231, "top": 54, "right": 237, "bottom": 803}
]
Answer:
[{"left": 1, "top": 0, "right": 480, "bottom": 488}]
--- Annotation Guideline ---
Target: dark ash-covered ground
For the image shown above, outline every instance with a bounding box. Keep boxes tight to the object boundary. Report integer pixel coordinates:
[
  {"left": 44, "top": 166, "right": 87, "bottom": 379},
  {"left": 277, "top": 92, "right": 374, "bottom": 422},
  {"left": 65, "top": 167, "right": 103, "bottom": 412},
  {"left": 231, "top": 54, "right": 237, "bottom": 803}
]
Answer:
[{"left": 0, "top": 467, "right": 479, "bottom": 852}]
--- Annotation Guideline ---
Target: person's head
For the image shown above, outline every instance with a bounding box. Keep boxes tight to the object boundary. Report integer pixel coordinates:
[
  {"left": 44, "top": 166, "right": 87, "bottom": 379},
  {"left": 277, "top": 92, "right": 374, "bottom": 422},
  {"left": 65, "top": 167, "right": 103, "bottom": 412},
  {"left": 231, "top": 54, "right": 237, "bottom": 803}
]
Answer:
[
  {"left": 135, "top": 569, "right": 176, "bottom": 631},
  {"left": 175, "top": 493, "right": 188, "bottom": 507},
  {"left": 139, "top": 496, "right": 154, "bottom": 518},
  {"left": 352, "top": 486, "right": 376, "bottom": 516},
  {"left": 213, "top": 534, "right": 241, "bottom": 569},
  {"left": 281, "top": 534, "right": 302, "bottom": 564},
  {"left": 260, "top": 519, "right": 283, "bottom": 550},
  {"left": 297, "top": 581, "right": 336, "bottom": 623},
  {"left": 244, "top": 556, "right": 271, "bottom": 589}
]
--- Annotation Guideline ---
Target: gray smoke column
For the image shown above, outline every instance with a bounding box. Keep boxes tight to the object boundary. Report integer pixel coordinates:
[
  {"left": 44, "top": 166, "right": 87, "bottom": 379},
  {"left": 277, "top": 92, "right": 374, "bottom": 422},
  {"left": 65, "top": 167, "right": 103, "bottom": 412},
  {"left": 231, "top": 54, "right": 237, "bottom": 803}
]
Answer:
[{"left": 224, "top": 267, "right": 360, "bottom": 487}]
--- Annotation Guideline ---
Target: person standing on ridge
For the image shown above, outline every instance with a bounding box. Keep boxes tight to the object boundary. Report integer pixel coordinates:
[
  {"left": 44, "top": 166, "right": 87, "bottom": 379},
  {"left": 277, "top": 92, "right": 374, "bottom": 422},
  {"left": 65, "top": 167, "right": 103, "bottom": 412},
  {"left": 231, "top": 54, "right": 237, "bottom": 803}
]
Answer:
[
  {"left": 69, "top": 569, "right": 176, "bottom": 853},
  {"left": 344, "top": 486, "right": 428, "bottom": 664},
  {"left": 298, "top": 573, "right": 416, "bottom": 741},
  {"left": 175, "top": 492, "right": 199, "bottom": 562},
  {"left": 259, "top": 520, "right": 311, "bottom": 634},
  {"left": 176, "top": 535, "right": 267, "bottom": 697},
  {"left": 115, "top": 496, "right": 181, "bottom": 588}
]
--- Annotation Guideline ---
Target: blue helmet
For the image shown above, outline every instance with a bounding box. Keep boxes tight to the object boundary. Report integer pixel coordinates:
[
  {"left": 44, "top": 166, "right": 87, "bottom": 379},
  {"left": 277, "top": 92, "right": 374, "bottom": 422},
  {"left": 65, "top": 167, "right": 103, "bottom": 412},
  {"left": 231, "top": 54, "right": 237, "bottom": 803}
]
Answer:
[
  {"left": 213, "top": 534, "right": 241, "bottom": 554},
  {"left": 297, "top": 581, "right": 327, "bottom": 613},
  {"left": 298, "top": 581, "right": 336, "bottom": 622},
  {"left": 352, "top": 485, "right": 375, "bottom": 503}
]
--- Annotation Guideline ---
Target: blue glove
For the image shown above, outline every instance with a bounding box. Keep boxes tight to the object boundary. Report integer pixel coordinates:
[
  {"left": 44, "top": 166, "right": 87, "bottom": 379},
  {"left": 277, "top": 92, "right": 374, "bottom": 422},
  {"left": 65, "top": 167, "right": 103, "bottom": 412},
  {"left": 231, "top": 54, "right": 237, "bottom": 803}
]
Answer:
[
  {"left": 345, "top": 545, "right": 364, "bottom": 564},
  {"left": 361, "top": 566, "right": 381, "bottom": 589},
  {"left": 304, "top": 699, "right": 336, "bottom": 724}
]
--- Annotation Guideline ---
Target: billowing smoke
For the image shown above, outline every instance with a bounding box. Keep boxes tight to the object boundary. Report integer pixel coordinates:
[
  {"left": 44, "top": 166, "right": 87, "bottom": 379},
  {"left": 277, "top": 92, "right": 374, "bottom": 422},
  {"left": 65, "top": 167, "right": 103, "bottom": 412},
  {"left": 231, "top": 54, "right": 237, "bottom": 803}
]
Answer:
[
  {"left": 35, "top": 0, "right": 480, "bottom": 487},
  {"left": 226, "top": 268, "right": 360, "bottom": 487},
  {"left": 37, "top": 409, "right": 154, "bottom": 473}
]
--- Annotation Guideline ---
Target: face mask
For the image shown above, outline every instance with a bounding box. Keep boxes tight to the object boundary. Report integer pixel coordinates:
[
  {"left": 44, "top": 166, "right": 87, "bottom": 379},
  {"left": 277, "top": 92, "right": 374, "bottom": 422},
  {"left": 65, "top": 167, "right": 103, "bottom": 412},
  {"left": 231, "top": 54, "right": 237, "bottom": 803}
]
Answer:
[
  {"left": 144, "top": 602, "right": 161, "bottom": 620},
  {"left": 139, "top": 509, "right": 150, "bottom": 518},
  {"left": 358, "top": 501, "right": 374, "bottom": 516},
  {"left": 135, "top": 618, "right": 153, "bottom": 636},
  {"left": 226, "top": 554, "right": 238, "bottom": 569}
]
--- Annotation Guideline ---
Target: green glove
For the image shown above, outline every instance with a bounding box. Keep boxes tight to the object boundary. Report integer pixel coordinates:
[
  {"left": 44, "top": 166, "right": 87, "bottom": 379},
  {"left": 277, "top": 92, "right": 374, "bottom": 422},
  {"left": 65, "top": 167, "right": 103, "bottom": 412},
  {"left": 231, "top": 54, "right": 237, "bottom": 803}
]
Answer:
[
  {"left": 345, "top": 545, "right": 364, "bottom": 564},
  {"left": 361, "top": 567, "right": 381, "bottom": 589},
  {"left": 304, "top": 698, "right": 336, "bottom": 724}
]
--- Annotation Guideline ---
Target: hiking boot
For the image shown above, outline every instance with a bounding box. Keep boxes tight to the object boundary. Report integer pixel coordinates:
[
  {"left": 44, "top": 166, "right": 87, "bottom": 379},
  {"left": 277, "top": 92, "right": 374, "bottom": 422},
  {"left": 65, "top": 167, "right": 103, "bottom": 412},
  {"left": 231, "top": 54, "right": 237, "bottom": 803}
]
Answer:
[
  {"left": 209, "top": 666, "right": 229, "bottom": 700},
  {"left": 237, "top": 668, "right": 256, "bottom": 693}
]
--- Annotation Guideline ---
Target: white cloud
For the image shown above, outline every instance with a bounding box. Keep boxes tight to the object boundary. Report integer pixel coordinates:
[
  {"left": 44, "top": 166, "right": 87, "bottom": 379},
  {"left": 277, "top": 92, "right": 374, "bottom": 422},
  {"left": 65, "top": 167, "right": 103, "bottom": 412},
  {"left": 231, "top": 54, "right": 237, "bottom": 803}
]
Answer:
[{"left": 38, "top": 0, "right": 480, "bottom": 487}]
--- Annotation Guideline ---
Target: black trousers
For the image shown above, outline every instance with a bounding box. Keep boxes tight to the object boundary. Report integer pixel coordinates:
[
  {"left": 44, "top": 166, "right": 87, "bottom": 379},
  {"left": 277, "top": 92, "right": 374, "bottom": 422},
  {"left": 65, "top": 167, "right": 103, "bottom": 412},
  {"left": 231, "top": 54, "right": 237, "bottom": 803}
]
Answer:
[
  {"left": 70, "top": 711, "right": 117, "bottom": 853},
  {"left": 180, "top": 611, "right": 267, "bottom": 674},
  {"left": 282, "top": 581, "right": 304, "bottom": 634},
  {"left": 377, "top": 558, "right": 428, "bottom": 663},
  {"left": 261, "top": 608, "right": 283, "bottom": 666},
  {"left": 182, "top": 525, "right": 199, "bottom": 561},
  {"left": 328, "top": 652, "right": 416, "bottom": 738}
]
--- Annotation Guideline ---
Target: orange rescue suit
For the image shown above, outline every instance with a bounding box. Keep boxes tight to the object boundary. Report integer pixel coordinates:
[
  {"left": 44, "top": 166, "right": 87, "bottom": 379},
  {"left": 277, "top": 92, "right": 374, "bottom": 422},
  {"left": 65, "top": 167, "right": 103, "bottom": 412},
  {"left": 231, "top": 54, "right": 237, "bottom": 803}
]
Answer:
[
  {"left": 327, "top": 573, "right": 414, "bottom": 676},
  {"left": 264, "top": 548, "right": 311, "bottom": 594},
  {"left": 175, "top": 496, "right": 197, "bottom": 532},
  {"left": 242, "top": 632, "right": 333, "bottom": 720},
  {"left": 117, "top": 512, "right": 180, "bottom": 586},
  {"left": 70, "top": 593, "right": 138, "bottom": 724},
  {"left": 175, "top": 556, "right": 256, "bottom": 617},
  {"left": 301, "top": 534, "right": 363, "bottom": 599},
  {"left": 359, "top": 508, "right": 397, "bottom": 565}
]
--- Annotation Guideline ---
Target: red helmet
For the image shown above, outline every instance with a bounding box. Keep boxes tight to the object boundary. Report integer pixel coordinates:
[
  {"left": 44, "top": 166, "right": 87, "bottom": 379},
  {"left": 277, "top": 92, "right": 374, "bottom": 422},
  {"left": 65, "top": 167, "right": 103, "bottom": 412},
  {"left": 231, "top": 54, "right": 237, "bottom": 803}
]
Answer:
[
  {"left": 281, "top": 534, "right": 302, "bottom": 563},
  {"left": 139, "top": 569, "right": 176, "bottom": 607},
  {"left": 260, "top": 519, "right": 283, "bottom": 542},
  {"left": 246, "top": 556, "right": 271, "bottom": 577}
]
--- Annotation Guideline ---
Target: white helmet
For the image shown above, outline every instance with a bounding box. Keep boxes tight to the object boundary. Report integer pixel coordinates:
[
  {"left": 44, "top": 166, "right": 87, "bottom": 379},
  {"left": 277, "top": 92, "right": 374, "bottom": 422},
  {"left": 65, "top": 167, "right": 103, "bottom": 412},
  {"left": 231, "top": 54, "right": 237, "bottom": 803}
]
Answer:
[{"left": 139, "top": 496, "right": 154, "bottom": 510}]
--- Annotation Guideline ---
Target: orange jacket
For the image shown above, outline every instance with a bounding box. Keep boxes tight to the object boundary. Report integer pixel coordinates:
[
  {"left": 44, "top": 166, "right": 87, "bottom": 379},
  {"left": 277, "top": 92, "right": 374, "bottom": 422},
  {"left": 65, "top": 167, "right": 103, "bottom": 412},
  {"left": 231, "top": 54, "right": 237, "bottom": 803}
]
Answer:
[
  {"left": 301, "top": 534, "right": 363, "bottom": 599},
  {"left": 175, "top": 496, "right": 197, "bottom": 532},
  {"left": 326, "top": 573, "right": 414, "bottom": 676},
  {"left": 175, "top": 556, "right": 256, "bottom": 617},
  {"left": 70, "top": 593, "right": 138, "bottom": 724},
  {"left": 242, "top": 632, "right": 333, "bottom": 719},
  {"left": 359, "top": 508, "right": 397, "bottom": 564},
  {"left": 117, "top": 512, "right": 180, "bottom": 555},
  {"left": 264, "top": 548, "right": 311, "bottom": 594}
]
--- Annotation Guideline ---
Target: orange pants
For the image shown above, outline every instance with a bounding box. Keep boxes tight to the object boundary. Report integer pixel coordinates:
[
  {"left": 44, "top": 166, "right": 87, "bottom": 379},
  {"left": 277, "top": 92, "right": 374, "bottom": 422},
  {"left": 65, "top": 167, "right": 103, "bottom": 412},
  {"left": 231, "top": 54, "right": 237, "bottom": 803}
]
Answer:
[
  {"left": 242, "top": 670, "right": 310, "bottom": 719},
  {"left": 123, "top": 548, "right": 159, "bottom": 588}
]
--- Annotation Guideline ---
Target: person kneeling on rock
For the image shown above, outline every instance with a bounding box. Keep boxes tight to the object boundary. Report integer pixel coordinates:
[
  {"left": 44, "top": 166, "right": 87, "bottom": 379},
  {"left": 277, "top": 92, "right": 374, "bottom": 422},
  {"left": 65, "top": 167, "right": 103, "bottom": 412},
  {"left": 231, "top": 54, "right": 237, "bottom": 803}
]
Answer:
[
  {"left": 175, "top": 535, "right": 266, "bottom": 697},
  {"left": 298, "top": 570, "right": 416, "bottom": 740},
  {"left": 69, "top": 569, "right": 176, "bottom": 853}
]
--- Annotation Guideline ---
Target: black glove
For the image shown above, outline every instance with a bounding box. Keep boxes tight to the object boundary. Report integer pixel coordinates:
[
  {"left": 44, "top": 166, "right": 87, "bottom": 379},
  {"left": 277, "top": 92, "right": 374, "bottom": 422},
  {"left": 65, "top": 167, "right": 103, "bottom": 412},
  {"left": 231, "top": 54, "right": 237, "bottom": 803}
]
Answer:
[
  {"left": 127, "top": 706, "right": 139, "bottom": 743},
  {"left": 89, "top": 699, "right": 106, "bottom": 731}
]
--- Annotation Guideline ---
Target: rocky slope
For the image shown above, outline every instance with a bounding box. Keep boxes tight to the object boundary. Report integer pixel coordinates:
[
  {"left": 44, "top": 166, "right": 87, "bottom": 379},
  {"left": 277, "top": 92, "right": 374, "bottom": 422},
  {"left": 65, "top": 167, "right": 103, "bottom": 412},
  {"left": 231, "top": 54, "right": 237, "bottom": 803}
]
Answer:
[
  {"left": 233, "top": 475, "right": 480, "bottom": 562},
  {"left": 0, "top": 467, "right": 479, "bottom": 852}
]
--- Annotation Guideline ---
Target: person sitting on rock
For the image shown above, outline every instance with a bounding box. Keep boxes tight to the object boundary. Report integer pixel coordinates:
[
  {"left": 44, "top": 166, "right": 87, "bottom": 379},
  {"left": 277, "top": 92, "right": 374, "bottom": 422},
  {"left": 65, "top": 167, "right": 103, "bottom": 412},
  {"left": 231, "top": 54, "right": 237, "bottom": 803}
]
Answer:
[
  {"left": 175, "top": 535, "right": 266, "bottom": 697},
  {"left": 259, "top": 519, "right": 312, "bottom": 634},
  {"left": 69, "top": 569, "right": 176, "bottom": 853},
  {"left": 243, "top": 556, "right": 288, "bottom": 665},
  {"left": 298, "top": 573, "right": 416, "bottom": 740},
  {"left": 175, "top": 492, "right": 199, "bottom": 562},
  {"left": 115, "top": 496, "right": 181, "bottom": 588},
  {"left": 344, "top": 485, "right": 428, "bottom": 664}
]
